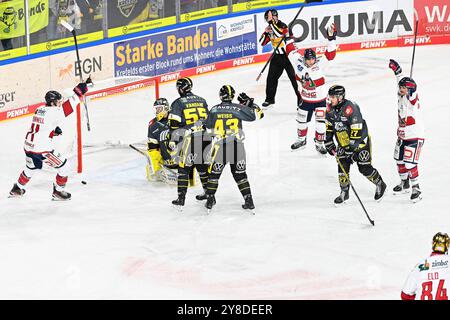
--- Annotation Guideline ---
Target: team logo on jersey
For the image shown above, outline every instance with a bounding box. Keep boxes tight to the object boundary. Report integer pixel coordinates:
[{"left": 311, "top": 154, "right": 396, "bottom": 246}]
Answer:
[
  {"left": 334, "top": 122, "right": 345, "bottom": 131},
  {"left": 186, "top": 153, "right": 197, "bottom": 166},
  {"left": 432, "top": 260, "right": 448, "bottom": 268},
  {"left": 117, "top": 0, "right": 138, "bottom": 18},
  {"left": 358, "top": 150, "right": 370, "bottom": 162},
  {"left": 236, "top": 160, "right": 246, "bottom": 171},
  {"left": 344, "top": 106, "right": 353, "bottom": 116},
  {"left": 213, "top": 163, "right": 224, "bottom": 172},
  {"left": 301, "top": 73, "right": 316, "bottom": 89},
  {"left": 419, "top": 261, "right": 430, "bottom": 271}
]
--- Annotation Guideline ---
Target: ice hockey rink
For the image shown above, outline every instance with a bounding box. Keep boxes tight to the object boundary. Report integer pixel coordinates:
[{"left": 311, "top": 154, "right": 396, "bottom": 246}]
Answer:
[{"left": 0, "top": 44, "right": 449, "bottom": 299}]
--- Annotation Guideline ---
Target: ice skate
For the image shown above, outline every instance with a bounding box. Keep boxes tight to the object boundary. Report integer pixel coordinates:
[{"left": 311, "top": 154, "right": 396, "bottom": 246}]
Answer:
[
  {"left": 393, "top": 179, "right": 410, "bottom": 195},
  {"left": 374, "top": 179, "right": 387, "bottom": 202},
  {"left": 411, "top": 185, "right": 422, "bottom": 203},
  {"left": 9, "top": 183, "right": 26, "bottom": 198},
  {"left": 52, "top": 184, "right": 71, "bottom": 201},
  {"left": 205, "top": 195, "right": 216, "bottom": 214},
  {"left": 334, "top": 189, "right": 349, "bottom": 206},
  {"left": 196, "top": 193, "right": 207, "bottom": 201},
  {"left": 314, "top": 138, "right": 327, "bottom": 155},
  {"left": 291, "top": 139, "right": 307, "bottom": 151},
  {"left": 261, "top": 101, "right": 274, "bottom": 110},
  {"left": 172, "top": 193, "right": 185, "bottom": 211},
  {"left": 242, "top": 194, "right": 255, "bottom": 214}
]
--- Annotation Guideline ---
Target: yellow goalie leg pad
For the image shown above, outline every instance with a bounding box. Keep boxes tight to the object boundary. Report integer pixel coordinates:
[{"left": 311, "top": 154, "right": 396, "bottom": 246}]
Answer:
[{"left": 146, "top": 149, "right": 163, "bottom": 181}]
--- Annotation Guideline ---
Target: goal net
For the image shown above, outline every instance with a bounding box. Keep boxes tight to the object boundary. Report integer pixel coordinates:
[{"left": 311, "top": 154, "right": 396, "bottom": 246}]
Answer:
[{"left": 61, "top": 76, "right": 159, "bottom": 175}]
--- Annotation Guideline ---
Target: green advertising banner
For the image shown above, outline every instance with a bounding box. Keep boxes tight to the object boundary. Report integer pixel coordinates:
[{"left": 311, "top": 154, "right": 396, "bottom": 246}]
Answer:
[{"left": 0, "top": 0, "right": 49, "bottom": 40}]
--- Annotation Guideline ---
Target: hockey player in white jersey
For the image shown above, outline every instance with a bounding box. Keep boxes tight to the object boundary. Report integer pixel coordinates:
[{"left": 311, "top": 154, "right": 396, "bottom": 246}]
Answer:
[
  {"left": 287, "top": 23, "right": 337, "bottom": 154},
  {"left": 401, "top": 232, "right": 449, "bottom": 300},
  {"left": 388, "top": 60, "right": 425, "bottom": 202},
  {"left": 9, "top": 79, "right": 91, "bottom": 200}
]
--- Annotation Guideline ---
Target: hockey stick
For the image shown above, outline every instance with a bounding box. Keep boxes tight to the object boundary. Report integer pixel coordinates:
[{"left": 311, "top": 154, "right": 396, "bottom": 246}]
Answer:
[
  {"left": 129, "top": 143, "right": 148, "bottom": 157},
  {"left": 256, "top": 4, "right": 307, "bottom": 81},
  {"left": 60, "top": 20, "right": 91, "bottom": 131},
  {"left": 410, "top": 19, "right": 419, "bottom": 78},
  {"left": 335, "top": 156, "right": 375, "bottom": 226}
]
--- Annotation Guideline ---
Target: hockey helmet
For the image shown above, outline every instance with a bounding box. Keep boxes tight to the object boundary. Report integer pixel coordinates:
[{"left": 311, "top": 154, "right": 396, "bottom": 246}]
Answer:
[
  {"left": 153, "top": 98, "right": 170, "bottom": 121},
  {"left": 176, "top": 77, "right": 193, "bottom": 96},
  {"left": 328, "top": 85, "right": 345, "bottom": 99},
  {"left": 328, "top": 85, "right": 346, "bottom": 106},
  {"left": 304, "top": 48, "right": 316, "bottom": 60},
  {"left": 219, "top": 85, "right": 235, "bottom": 102},
  {"left": 432, "top": 232, "right": 449, "bottom": 254},
  {"left": 264, "top": 9, "right": 278, "bottom": 22},
  {"left": 45, "top": 90, "right": 62, "bottom": 106},
  {"left": 398, "top": 77, "right": 417, "bottom": 95}
]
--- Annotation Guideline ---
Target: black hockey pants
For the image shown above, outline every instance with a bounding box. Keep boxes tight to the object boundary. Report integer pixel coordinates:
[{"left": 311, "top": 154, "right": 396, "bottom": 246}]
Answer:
[
  {"left": 177, "top": 132, "right": 210, "bottom": 196},
  {"left": 336, "top": 136, "right": 382, "bottom": 190},
  {"left": 265, "top": 53, "right": 300, "bottom": 104},
  {"left": 206, "top": 139, "right": 251, "bottom": 198}
]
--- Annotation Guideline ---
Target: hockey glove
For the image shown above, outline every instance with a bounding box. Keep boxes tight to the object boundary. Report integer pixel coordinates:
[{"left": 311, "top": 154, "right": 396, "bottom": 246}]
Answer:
[
  {"left": 238, "top": 92, "right": 254, "bottom": 107},
  {"left": 324, "top": 141, "right": 336, "bottom": 156},
  {"left": 389, "top": 59, "right": 402, "bottom": 75},
  {"left": 85, "top": 75, "right": 93, "bottom": 85},
  {"left": 344, "top": 148, "right": 356, "bottom": 162},
  {"left": 49, "top": 126, "right": 62, "bottom": 139},
  {"left": 54, "top": 126, "right": 62, "bottom": 136},
  {"left": 327, "top": 23, "right": 337, "bottom": 41},
  {"left": 73, "top": 76, "right": 93, "bottom": 97},
  {"left": 74, "top": 82, "right": 89, "bottom": 97}
]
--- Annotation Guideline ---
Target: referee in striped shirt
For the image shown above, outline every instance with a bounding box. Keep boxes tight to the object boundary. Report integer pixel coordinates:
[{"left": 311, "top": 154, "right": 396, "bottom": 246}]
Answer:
[{"left": 260, "top": 9, "right": 300, "bottom": 109}]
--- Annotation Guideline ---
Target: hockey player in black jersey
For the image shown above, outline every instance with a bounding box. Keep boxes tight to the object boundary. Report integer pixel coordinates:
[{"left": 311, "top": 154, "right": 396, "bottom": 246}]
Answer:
[
  {"left": 324, "top": 85, "right": 387, "bottom": 205},
  {"left": 146, "top": 98, "right": 178, "bottom": 183},
  {"left": 203, "top": 86, "right": 264, "bottom": 213},
  {"left": 168, "top": 77, "right": 210, "bottom": 209}
]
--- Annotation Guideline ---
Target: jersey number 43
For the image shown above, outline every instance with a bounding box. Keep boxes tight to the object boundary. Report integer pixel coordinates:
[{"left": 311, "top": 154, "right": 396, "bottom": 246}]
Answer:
[{"left": 214, "top": 119, "right": 239, "bottom": 137}]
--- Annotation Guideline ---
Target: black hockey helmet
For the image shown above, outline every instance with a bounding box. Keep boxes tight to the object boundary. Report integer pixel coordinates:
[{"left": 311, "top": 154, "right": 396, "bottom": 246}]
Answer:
[
  {"left": 328, "top": 85, "right": 346, "bottom": 106},
  {"left": 176, "top": 77, "right": 193, "bottom": 95},
  {"left": 304, "top": 48, "right": 316, "bottom": 60},
  {"left": 264, "top": 9, "right": 278, "bottom": 22},
  {"left": 219, "top": 85, "right": 235, "bottom": 102},
  {"left": 45, "top": 90, "right": 62, "bottom": 106},
  {"left": 398, "top": 77, "right": 417, "bottom": 94},
  {"left": 432, "top": 232, "right": 449, "bottom": 254}
]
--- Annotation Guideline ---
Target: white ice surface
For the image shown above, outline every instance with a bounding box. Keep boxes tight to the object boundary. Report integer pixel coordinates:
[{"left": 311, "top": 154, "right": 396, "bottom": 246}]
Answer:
[{"left": 1, "top": 45, "right": 450, "bottom": 299}]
